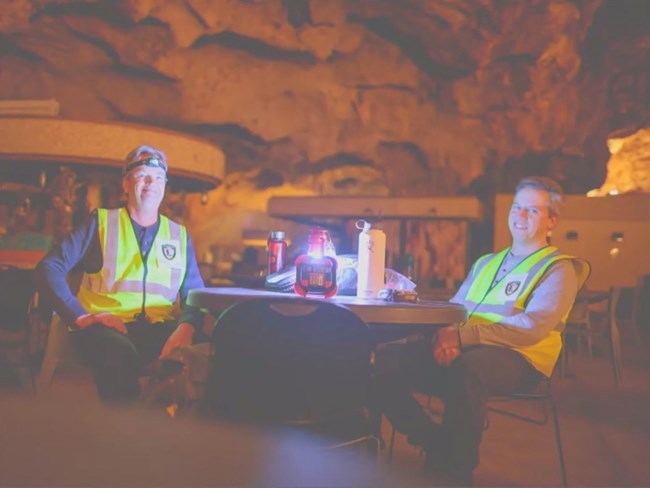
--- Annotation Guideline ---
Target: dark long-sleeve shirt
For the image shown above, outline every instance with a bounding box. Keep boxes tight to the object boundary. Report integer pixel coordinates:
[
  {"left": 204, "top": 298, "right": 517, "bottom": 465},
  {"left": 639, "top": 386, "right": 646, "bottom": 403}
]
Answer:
[{"left": 35, "top": 209, "right": 204, "bottom": 329}]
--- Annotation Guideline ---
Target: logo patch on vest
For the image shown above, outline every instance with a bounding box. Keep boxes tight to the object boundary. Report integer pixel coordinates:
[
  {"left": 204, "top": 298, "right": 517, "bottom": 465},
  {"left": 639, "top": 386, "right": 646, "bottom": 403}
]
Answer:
[
  {"left": 156, "top": 239, "right": 182, "bottom": 268},
  {"left": 505, "top": 281, "right": 521, "bottom": 296},
  {"left": 494, "top": 273, "right": 528, "bottom": 302},
  {"left": 162, "top": 244, "right": 176, "bottom": 260}
]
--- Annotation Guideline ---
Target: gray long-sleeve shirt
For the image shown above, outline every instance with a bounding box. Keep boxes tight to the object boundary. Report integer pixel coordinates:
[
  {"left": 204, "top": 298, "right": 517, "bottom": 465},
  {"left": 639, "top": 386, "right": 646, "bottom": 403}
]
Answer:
[
  {"left": 35, "top": 209, "right": 204, "bottom": 329},
  {"left": 452, "top": 251, "right": 579, "bottom": 349}
]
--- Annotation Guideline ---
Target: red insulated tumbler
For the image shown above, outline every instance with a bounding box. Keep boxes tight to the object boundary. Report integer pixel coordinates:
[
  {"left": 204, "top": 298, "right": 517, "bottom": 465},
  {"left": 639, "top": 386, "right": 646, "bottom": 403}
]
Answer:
[{"left": 267, "top": 231, "right": 287, "bottom": 275}]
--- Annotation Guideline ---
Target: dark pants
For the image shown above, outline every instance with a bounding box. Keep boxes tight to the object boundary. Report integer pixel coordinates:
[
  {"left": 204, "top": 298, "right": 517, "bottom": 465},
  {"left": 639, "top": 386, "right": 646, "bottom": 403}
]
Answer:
[
  {"left": 373, "top": 338, "right": 542, "bottom": 475},
  {"left": 73, "top": 321, "right": 178, "bottom": 402}
]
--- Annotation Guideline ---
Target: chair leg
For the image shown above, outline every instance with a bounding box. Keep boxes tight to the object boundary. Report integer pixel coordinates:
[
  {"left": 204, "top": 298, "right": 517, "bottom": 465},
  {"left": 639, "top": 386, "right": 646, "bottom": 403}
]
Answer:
[
  {"left": 609, "top": 322, "right": 623, "bottom": 388},
  {"left": 38, "top": 346, "right": 59, "bottom": 389},
  {"left": 28, "top": 367, "right": 37, "bottom": 394},
  {"left": 630, "top": 278, "right": 643, "bottom": 342},
  {"left": 26, "top": 312, "right": 38, "bottom": 394},
  {"left": 610, "top": 339, "right": 623, "bottom": 389},
  {"left": 38, "top": 316, "right": 72, "bottom": 390},
  {"left": 368, "top": 435, "right": 381, "bottom": 463},
  {"left": 387, "top": 426, "right": 396, "bottom": 464},
  {"left": 586, "top": 313, "right": 593, "bottom": 358},
  {"left": 548, "top": 397, "right": 568, "bottom": 488},
  {"left": 558, "top": 344, "right": 568, "bottom": 379},
  {"left": 607, "top": 287, "right": 624, "bottom": 388}
]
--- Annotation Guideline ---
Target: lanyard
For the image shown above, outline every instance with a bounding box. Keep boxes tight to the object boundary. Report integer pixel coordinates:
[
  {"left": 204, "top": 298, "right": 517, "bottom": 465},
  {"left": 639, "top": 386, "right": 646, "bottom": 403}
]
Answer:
[
  {"left": 460, "top": 245, "right": 549, "bottom": 327},
  {"left": 487, "top": 245, "right": 549, "bottom": 295},
  {"left": 130, "top": 218, "right": 161, "bottom": 323}
]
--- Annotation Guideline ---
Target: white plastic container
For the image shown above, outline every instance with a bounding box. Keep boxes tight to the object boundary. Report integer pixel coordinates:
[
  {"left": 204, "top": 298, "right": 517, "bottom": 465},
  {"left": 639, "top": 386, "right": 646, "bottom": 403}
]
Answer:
[{"left": 356, "top": 219, "right": 386, "bottom": 299}]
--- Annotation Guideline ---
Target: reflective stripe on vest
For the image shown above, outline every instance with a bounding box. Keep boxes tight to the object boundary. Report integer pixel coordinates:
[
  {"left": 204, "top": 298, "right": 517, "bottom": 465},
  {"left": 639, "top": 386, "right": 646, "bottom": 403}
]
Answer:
[
  {"left": 461, "top": 246, "right": 588, "bottom": 377},
  {"left": 77, "top": 208, "right": 188, "bottom": 323}
]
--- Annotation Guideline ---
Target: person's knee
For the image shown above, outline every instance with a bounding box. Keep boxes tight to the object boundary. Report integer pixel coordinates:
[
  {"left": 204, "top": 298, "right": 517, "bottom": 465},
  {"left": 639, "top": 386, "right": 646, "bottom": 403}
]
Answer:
[
  {"left": 76, "top": 328, "right": 140, "bottom": 372},
  {"left": 445, "top": 353, "right": 487, "bottom": 403},
  {"left": 448, "top": 352, "right": 480, "bottom": 382},
  {"left": 104, "top": 345, "right": 140, "bottom": 372},
  {"left": 449, "top": 346, "right": 507, "bottom": 383}
]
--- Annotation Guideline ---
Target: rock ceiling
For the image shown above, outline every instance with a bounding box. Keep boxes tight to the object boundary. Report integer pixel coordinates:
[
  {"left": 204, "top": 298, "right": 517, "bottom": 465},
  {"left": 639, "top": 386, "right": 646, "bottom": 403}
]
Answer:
[{"left": 1, "top": 0, "right": 648, "bottom": 199}]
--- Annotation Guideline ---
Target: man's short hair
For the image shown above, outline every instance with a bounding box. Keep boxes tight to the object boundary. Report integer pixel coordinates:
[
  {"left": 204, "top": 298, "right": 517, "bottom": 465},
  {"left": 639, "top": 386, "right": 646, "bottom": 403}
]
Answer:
[
  {"left": 515, "top": 176, "right": 565, "bottom": 217},
  {"left": 122, "top": 145, "right": 168, "bottom": 177}
]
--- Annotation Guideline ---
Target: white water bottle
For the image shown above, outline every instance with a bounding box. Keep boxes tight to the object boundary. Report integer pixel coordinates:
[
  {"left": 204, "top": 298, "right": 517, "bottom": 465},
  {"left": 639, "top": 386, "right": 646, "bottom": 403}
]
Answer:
[{"left": 356, "top": 219, "right": 386, "bottom": 299}]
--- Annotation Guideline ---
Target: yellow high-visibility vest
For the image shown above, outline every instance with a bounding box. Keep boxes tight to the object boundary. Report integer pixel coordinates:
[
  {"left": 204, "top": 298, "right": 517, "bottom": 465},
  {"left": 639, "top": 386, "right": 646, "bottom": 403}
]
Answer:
[
  {"left": 77, "top": 208, "right": 188, "bottom": 323},
  {"left": 462, "top": 246, "right": 590, "bottom": 376}
]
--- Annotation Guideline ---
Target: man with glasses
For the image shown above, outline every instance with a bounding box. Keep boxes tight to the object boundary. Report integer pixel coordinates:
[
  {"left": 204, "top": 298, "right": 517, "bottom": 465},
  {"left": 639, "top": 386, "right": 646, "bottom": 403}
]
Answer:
[{"left": 36, "top": 145, "right": 205, "bottom": 402}]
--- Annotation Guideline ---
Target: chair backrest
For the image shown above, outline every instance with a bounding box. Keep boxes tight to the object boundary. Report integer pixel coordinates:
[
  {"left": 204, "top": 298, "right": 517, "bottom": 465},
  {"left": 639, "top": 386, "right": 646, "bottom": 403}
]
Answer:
[
  {"left": 565, "top": 257, "right": 592, "bottom": 323},
  {"left": 202, "top": 297, "right": 374, "bottom": 425}
]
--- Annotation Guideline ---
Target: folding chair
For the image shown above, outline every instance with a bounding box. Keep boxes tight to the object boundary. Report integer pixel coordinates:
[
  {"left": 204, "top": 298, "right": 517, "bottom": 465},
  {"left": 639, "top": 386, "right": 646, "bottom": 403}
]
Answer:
[
  {"left": 562, "top": 287, "right": 623, "bottom": 387},
  {"left": 38, "top": 313, "right": 86, "bottom": 389},
  {"left": 200, "top": 297, "right": 380, "bottom": 458},
  {"left": 486, "top": 376, "right": 567, "bottom": 487},
  {"left": 386, "top": 375, "right": 567, "bottom": 487}
]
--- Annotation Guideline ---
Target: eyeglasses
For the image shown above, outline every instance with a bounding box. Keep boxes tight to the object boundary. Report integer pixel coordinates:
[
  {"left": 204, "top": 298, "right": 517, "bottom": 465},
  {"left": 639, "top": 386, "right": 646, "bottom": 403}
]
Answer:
[{"left": 130, "top": 171, "right": 168, "bottom": 183}]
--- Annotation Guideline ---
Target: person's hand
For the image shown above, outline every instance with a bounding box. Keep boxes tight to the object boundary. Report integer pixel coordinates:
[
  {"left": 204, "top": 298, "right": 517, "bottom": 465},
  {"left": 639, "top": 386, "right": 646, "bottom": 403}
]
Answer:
[
  {"left": 159, "top": 322, "right": 194, "bottom": 359},
  {"left": 433, "top": 344, "right": 461, "bottom": 366},
  {"left": 435, "top": 326, "right": 460, "bottom": 349},
  {"left": 75, "top": 312, "right": 127, "bottom": 334},
  {"left": 432, "top": 326, "right": 461, "bottom": 366}
]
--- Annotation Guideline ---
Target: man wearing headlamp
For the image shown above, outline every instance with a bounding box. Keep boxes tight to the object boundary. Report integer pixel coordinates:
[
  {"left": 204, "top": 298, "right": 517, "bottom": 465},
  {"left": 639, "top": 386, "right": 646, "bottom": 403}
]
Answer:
[{"left": 36, "top": 145, "right": 205, "bottom": 402}]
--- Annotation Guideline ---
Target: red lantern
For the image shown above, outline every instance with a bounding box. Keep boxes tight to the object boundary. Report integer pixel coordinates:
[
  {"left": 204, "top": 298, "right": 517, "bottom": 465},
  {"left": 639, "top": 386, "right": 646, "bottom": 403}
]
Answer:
[{"left": 294, "top": 228, "right": 338, "bottom": 298}]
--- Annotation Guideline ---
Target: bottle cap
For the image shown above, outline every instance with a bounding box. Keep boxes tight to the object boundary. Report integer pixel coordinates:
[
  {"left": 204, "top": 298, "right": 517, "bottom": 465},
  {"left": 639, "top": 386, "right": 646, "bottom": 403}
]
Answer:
[
  {"left": 356, "top": 219, "right": 371, "bottom": 231},
  {"left": 356, "top": 219, "right": 382, "bottom": 231},
  {"left": 269, "top": 231, "right": 286, "bottom": 240}
]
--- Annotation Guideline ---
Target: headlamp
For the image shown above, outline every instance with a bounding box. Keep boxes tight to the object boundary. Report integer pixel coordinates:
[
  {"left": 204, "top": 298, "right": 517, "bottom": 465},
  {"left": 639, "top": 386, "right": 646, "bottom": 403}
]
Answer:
[{"left": 122, "top": 157, "right": 168, "bottom": 176}]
